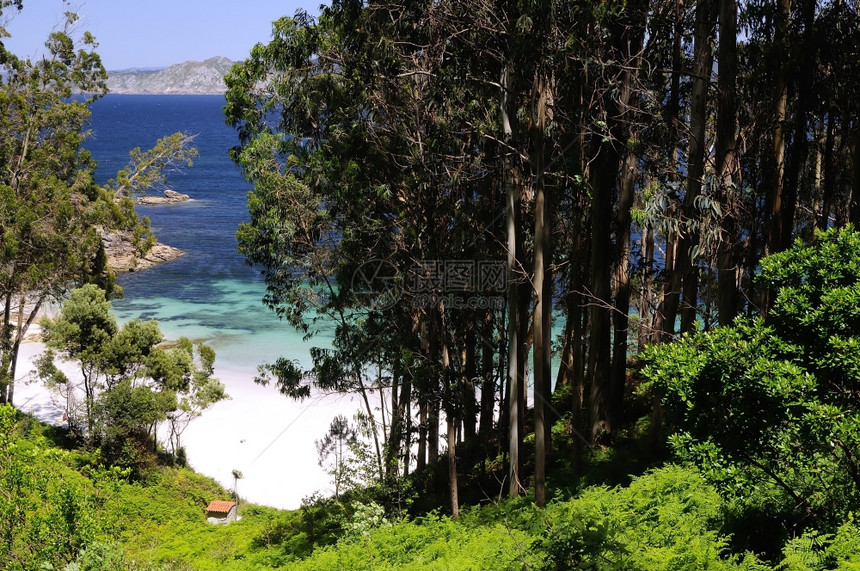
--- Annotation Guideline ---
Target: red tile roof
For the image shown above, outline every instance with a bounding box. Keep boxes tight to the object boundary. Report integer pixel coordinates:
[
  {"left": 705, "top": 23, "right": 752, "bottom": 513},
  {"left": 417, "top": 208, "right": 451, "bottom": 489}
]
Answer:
[{"left": 206, "top": 500, "right": 237, "bottom": 515}]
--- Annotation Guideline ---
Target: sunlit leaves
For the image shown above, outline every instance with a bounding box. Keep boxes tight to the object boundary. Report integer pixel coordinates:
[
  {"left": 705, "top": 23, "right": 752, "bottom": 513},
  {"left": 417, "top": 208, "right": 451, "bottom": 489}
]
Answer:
[
  {"left": 38, "top": 285, "right": 226, "bottom": 470},
  {"left": 0, "top": 405, "right": 120, "bottom": 569},
  {"left": 643, "top": 226, "right": 860, "bottom": 537},
  {"left": 106, "top": 132, "right": 198, "bottom": 199}
]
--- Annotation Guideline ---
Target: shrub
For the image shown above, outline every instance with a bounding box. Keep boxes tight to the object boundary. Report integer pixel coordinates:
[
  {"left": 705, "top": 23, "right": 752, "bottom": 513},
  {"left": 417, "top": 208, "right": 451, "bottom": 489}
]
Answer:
[
  {"left": 642, "top": 227, "right": 860, "bottom": 558},
  {"left": 536, "top": 465, "right": 760, "bottom": 570}
]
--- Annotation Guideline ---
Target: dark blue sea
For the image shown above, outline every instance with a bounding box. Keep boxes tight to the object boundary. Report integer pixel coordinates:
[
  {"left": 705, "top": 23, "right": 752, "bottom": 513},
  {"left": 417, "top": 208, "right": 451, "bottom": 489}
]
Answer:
[{"left": 86, "top": 94, "right": 328, "bottom": 370}]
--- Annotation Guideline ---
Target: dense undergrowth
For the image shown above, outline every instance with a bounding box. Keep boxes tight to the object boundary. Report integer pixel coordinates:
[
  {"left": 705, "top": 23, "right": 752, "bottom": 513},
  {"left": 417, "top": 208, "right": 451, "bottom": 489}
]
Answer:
[
  {"left": 3, "top": 403, "right": 860, "bottom": 570},
  {"left": 11, "top": 226, "right": 860, "bottom": 566}
]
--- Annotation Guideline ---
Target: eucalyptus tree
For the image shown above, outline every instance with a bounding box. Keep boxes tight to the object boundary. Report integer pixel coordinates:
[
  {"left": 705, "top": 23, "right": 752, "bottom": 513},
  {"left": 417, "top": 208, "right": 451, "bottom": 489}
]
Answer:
[
  {"left": 227, "top": 0, "right": 517, "bottom": 514},
  {"left": 226, "top": 10, "right": 389, "bottom": 480},
  {"left": 0, "top": 7, "right": 197, "bottom": 406},
  {"left": 676, "top": 0, "right": 717, "bottom": 333},
  {"left": 704, "top": 0, "right": 860, "bottom": 318},
  {"left": 715, "top": 0, "right": 740, "bottom": 325},
  {"left": 228, "top": 0, "right": 860, "bottom": 513},
  {"left": 227, "top": 5, "right": 437, "bottom": 485}
]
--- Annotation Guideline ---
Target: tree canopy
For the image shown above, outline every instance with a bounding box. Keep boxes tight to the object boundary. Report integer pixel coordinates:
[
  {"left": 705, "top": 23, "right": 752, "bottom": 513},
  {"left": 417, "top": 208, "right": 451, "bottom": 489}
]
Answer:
[
  {"left": 226, "top": 0, "right": 860, "bottom": 518},
  {"left": 0, "top": 6, "right": 196, "bottom": 406},
  {"left": 36, "top": 284, "right": 227, "bottom": 473}
]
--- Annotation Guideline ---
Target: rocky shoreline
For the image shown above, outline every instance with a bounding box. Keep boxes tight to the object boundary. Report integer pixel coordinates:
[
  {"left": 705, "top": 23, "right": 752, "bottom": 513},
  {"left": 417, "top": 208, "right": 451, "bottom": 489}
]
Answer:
[
  {"left": 102, "top": 231, "right": 184, "bottom": 273},
  {"left": 100, "top": 190, "right": 191, "bottom": 272}
]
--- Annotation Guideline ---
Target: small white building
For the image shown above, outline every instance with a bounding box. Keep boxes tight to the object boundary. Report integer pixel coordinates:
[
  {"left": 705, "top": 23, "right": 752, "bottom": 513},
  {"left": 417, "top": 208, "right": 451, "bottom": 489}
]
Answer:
[{"left": 205, "top": 500, "right": 238, "bottom": 524}]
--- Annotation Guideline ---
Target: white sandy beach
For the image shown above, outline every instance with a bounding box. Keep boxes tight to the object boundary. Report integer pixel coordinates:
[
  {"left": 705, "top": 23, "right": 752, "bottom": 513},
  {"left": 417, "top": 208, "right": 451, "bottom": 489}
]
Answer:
[{"left": 14, "top": 336, "right": 364, "bottom": 510}]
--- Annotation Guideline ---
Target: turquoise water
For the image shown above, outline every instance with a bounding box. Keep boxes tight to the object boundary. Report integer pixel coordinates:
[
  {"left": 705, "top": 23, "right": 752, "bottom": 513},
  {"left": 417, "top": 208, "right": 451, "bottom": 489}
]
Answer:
[
  {"left": 81, "top": 95, "right": 348, "bottom": 508},
  {"left": 87, "top": 95, "right": 330, "bottom": 371}
]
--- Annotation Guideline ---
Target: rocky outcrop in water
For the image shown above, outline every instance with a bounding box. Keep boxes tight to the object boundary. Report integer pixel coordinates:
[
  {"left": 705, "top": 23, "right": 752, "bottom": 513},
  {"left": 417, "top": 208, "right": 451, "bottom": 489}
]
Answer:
[
  {"left": 106, "top": 57, "right": 234, "bottom": 95},
  {"left": 137, "top": 189, "right": 191, "bottom": 205},
  {"left": 102, "top": 231, "right": 184, "bottom": 273}
]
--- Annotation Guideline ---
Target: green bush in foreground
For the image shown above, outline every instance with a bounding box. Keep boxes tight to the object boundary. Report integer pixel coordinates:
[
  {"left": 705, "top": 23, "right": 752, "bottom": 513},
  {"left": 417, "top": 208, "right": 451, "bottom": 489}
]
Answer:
[
  {"left": 8, "top": 404, "right": 860, "bottom": 570},
  {"left": 779, "top": 517, "right": 860, "bottom": 570},
  {"left": 0, "top": 405, "right": 121, "bottom": 570},
  {"left": 537, "top": 464, "right": 764, "bottom": 570},
  {"left": 289, "top": 465, "right": 761, "bottom": 570},
  {"left": 643, "top": 227, "right": 860, "bottom": 556}
]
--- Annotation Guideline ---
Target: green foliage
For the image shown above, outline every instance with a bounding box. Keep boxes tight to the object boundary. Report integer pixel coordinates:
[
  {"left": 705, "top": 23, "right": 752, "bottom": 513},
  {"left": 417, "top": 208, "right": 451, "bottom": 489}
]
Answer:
[
  {"left": 316, "top": 414, "right": 378, "bottom": 500},
  {"left": 37, "top": 285, "right": 226, "bottom": 473},
  {"left": 340, "top": 500, "right": 391, "bottom": 540},
  {"left": 0, "top": 412, "right": 793, "bottom": 570},
  {"left": 0, "top": 405, "right": 122, "bottom": 570},
  {"left": 288, "top": 465, "right": 757, "bottom": 570},
  {"left": 536, "top": 465, "right": 758, "bottom": 570},
  {"left": 62, "top": 542, "right": 128, "bottom": 571},
  {"left": 105, "top": 132, "right": 198, "bottom": 199},
  {"left": 778, "top": 517, "right": 860, "bottom": 570},
  {"left": 289, "top": 509, "right": 541, "bottom": 570},
  {"left": 316, "top": 414, "right": 360, "bottom": 499},
  {"left": 0, "top": 420, "right": 339, "bottom": 571},
  {"left": 642, "top": 226, "right": 860, "bottom": 556},
  {"left": 110, "top": 478, "right": 345, "bottom": 569}
]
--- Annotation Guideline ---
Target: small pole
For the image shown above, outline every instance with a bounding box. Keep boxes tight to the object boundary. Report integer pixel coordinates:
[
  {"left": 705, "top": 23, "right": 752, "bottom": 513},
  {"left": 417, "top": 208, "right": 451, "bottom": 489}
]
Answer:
[{"left": 231, "top": 469, "right": 243, "bottom": 504}]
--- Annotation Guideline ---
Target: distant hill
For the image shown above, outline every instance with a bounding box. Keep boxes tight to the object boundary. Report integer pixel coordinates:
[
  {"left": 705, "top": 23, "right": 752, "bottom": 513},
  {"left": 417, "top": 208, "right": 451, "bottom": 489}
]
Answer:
[{"left": 106, "top": 57, "right": 234, "bottom": 95}]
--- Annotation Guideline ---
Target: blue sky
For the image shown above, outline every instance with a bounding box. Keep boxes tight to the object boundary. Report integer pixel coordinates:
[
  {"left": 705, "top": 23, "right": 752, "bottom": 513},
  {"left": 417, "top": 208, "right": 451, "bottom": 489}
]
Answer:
[{"left": 2, "top": 0, "right": 323, "bottom": 70}]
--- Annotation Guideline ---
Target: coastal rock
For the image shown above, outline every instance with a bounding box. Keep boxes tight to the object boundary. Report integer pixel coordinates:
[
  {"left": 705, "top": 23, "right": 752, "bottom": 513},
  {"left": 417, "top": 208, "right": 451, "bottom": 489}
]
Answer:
[
  {"left": 102, "top": 230, "right": 184, "bottom": 273},
  {"left": 137, "top": 189, "right": 191, "bottom": 205}
]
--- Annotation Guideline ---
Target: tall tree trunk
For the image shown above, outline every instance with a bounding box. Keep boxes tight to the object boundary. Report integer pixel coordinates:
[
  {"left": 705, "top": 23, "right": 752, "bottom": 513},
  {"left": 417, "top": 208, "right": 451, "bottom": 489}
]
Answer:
[
  {"left": 532, "top": 70, "right": 551, "bottom": 507},
  {"left": 555, "top": 298, "right": 574, "bottom": 393},
  {"left": 502, "top": 64, "right": 525, "bottom": 497},
  {"left": 587, "top": 140, "right": 618, "bottom": 440},
  {"left": 478, "top": 315, "right": 496, "bottom": 441},
  {"left": 609, "top": 0, "right": 644, "bottom": 437},
  {"left": 655, "top": 234, "right": 679, "bottom": 342},
  {"left": 716, "top": 0, "right": 740, "bottom": 325},
  {"left": 557, "top": 193, "right": 588, "bottom": 473},
  {"left": 417, "top": 401, "right": 427, "bottom": 472},
  {"left": 766, "top": 0, "right": 791, "bottom": 260},
  {"left": 441, "top": 321, "right": 459, "bottom": 518},
  {"left": 653, "top": 0, "right": 684, "bottom": 342},
  {"left": 612, "top": 150, "right": 636, "bottom": 429},
  {"left": 589, "top": 0, "right": 647, "bottom": 436},
  {"left": 639, "top": 225, "right": 655, "bottom": 351},
  {"left": 1, "top": 289, "right": 12, "bottom": 405},
  {"left": 818, "top": 113, "right": 837, "bottom": 230},
  {"left": 400, "top": 371, "right": 413, "bottom": 477},
  {"left": 428, "top": 390, "right": 440, "bottom": 464},
  {"left": 387, "top": 356, "right": 403, "bottom": 479},
  {"left": 445, "top": 408, "right": 459, "bottom": 516},
  {"left": 571, "top": 270, "right": 588, "bottom": 476},
  {"left": 679, "top": 0, "right": 716, "bottom": 333},
  {"left": 779, "top": 0, "right": 816, "bottom": 251},
  {"left": 357, "top": 378, "right": 385, "bottom": 481},
  {"left": 462, "top": 327, "right": 477, "bottom": 442},
  {"left": 851, "top": 128, "right": 860, "bottom": 224}
]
